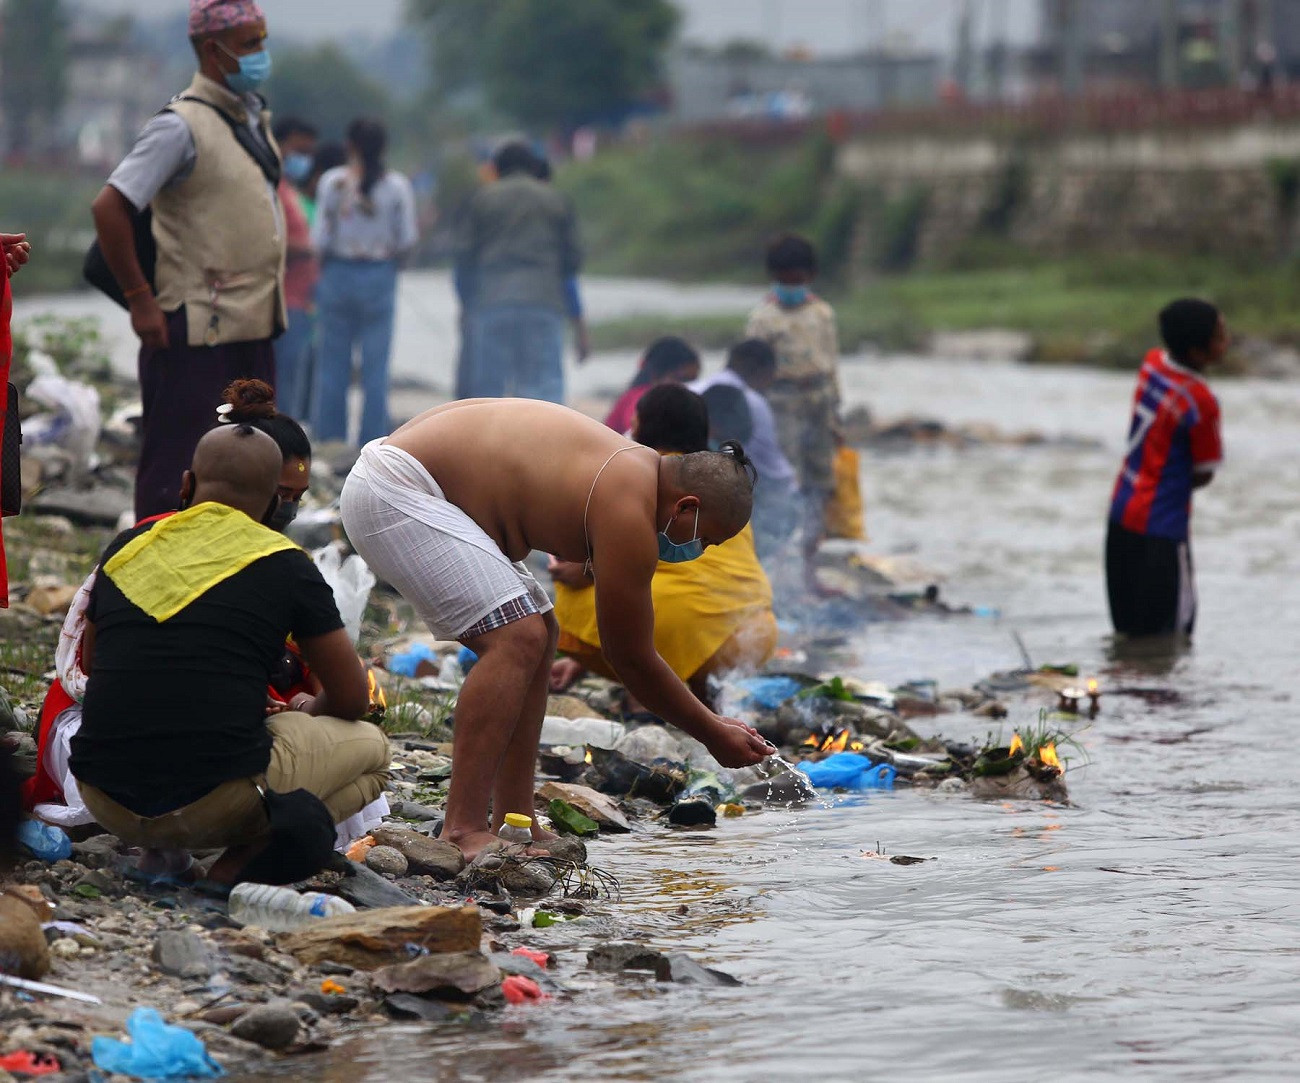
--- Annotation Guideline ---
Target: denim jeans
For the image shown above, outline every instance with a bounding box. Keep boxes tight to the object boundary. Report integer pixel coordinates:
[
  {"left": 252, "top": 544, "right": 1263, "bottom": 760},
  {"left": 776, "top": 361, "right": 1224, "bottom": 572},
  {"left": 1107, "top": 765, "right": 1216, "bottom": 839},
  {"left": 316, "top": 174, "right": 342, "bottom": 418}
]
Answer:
[
  {"left": 274, "top": 307, "right": 314, "bottom": 422},
  {"left": 465, "top": 303, "right": 565, "bottom": 403},
  {"left": 312, "top": 259, "right": 398, "bottom": 445}
]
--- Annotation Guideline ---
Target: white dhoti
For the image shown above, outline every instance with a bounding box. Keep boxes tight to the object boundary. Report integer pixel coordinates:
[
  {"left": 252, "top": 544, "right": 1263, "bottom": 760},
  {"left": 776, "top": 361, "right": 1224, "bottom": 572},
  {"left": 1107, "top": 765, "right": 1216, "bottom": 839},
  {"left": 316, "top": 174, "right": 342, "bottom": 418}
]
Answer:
[{"left": 340, "top": 440, "right": 552, "bottom": 641}]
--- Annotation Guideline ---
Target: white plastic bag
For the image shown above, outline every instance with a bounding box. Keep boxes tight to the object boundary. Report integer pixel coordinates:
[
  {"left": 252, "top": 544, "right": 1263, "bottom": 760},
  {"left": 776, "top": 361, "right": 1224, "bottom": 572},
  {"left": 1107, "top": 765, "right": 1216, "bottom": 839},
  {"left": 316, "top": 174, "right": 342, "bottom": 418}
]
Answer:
[
  {"left": 312, "top": 543, "right": 376, "bottom": 645},
  {"left": 24, "top": 373, "right": 102, "bottom": 479}
]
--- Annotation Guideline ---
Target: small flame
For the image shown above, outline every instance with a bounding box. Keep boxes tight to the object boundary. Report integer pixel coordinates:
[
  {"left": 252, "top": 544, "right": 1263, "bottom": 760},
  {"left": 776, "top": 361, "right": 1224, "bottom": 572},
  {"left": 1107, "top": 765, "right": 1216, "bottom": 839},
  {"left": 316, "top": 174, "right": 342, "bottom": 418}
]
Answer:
[
  {"left": 849, "top": 740, "right": 865, "bottom": 752},
  {"left": 822, "top": 729, "right": 851, "bottom": 753},
  {"left": 1009, "top": 733, "right": 1024, "bottom": 756},
  {"left": 802, "top": 734, "right": 821, "bottom": 748},
  {"left": 1038, "top": 742, "right": 1061, "bottom": 768},
  {"left": 366, "top": 669, "right": 387, "bottom": 713},
  {"left": 584, "top": 749, "right": 593, "bottom": 764},
  {"left": 1087, "top": 679, "right": 1099, "bottom": 694}
]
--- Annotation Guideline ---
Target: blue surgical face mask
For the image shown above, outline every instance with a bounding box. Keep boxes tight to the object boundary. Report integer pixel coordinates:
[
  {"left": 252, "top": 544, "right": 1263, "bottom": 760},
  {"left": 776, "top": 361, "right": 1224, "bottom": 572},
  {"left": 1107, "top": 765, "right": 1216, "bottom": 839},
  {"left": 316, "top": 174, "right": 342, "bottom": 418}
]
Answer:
[
  {"left": 218, "top": 42, "right": 272, "bottom": 94},
  {"left": 658, "top": 507, "right": 705, "bottom": 563},
  {"left": 283, "top": 152, "right": 312, "bottom": 185},
  {"left": 772, "top": 282, "right": 809, "bottom": 308}
]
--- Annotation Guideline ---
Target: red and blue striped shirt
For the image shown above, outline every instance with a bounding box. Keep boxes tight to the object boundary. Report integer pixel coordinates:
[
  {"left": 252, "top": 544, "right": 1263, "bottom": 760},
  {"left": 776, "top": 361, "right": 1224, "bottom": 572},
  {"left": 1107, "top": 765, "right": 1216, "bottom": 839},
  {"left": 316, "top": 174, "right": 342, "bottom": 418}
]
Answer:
[{"left": 1110, "top": 349, "right": 1222, "bottom": 541}]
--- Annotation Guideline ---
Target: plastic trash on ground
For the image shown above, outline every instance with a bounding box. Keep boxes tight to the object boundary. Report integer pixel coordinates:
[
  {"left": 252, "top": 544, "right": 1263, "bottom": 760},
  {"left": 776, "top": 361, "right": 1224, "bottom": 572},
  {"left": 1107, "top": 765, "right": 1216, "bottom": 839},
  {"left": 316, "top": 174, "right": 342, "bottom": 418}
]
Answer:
[
  {"left": 797, "top": 752, "right": 897, "bottom": 791},
  {"left": 501, "top": 975, "right": 550, "bottom": 1004},
  {"left": 24, "top": 373, "right": 102, "bottom": 479},
  {"left": 311, "top": 543, "right": 375, "bottom": 645},
  {"left": 92, "top": 1007, "right": 224, "bottom": 1079},
  {"left": 0, "top": 1050, "right": 60, "bottom": 1076},
  {"left": 17, "top": 820, "right": 72, "bottom": 862},
  {"left": 539, "top": 715, "right": 625, "bottom": 749},
  {"left": 511, "top": 947, "right": 551, "bottom": 968},
  {"left": 732, "top": 675, "right": 804, "bottom": 710},
  {"left": 388, "top": 642, "right": 439, "bottom": 678}
]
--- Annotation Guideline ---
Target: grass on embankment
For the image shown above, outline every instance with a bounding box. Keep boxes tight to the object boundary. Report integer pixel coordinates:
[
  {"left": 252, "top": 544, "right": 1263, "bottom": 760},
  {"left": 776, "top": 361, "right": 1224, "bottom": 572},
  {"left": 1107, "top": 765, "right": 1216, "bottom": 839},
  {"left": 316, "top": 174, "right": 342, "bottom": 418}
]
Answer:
[{"left": 589, "top": 250, "right": 1300, "bottom": 368}]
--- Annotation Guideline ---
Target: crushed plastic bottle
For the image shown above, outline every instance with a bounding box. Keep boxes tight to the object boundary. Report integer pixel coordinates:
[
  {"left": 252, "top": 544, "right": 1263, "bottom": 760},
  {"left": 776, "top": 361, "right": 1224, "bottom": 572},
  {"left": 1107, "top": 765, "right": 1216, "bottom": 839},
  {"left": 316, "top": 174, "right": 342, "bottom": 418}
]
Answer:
[
  {"left": 17, "top": 820, "right": 72, "bottom": 863},
  {"left": 226, "top": 883, "right": 355, "bottom": 933},
  {"left": 497, "top": 813, "right": 533, "bottom": 846}
]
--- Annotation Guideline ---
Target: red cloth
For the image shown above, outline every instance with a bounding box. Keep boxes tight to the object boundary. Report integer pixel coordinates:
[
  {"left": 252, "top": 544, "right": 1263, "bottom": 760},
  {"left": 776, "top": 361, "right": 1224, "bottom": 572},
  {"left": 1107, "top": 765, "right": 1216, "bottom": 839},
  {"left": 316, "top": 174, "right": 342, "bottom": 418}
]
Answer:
[
  {"left": 280, "top": 180, "right": 319, "bottom": 311},
  {"left": 603, "top": 384, "right": 647, "bottom": 436},
  {"left": 1, "top": 262, "right": 12, "bottom": 609},
  {"left": 20, "top": 681, "right": 76, "bottom": 811}
]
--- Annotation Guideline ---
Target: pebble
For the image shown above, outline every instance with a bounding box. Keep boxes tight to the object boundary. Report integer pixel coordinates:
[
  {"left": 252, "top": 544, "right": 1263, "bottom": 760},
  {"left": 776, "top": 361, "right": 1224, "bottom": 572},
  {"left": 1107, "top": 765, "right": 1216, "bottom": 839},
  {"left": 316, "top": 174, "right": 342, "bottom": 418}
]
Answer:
[
  {"left": 230, "top": 1001, "right": 302, "bottom": 1051},
  {"left": 152, "top": 930, "right": 216, "bottom": 979}
]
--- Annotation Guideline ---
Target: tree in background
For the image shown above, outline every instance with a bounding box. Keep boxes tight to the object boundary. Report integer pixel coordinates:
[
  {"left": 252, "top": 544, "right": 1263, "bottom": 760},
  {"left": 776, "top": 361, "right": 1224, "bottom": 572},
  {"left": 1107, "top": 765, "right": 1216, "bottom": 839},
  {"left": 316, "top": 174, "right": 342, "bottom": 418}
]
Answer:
[
  {"left": 265, "top": 43, "right": 392, "bottom": 138},
  {"left": 0, "top": 0, "right": 70, "bottom": 154},
  {"left": 408, "top": 0, "right": 678, "bottom": 130}
]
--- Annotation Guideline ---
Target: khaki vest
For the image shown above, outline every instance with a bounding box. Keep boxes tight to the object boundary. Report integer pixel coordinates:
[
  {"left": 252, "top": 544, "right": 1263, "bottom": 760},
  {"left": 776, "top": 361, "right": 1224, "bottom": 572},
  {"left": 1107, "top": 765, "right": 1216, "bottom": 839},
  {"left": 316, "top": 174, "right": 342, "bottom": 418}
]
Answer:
[{"left": 151, "top": 74, "right": 286, "bottom": 347}]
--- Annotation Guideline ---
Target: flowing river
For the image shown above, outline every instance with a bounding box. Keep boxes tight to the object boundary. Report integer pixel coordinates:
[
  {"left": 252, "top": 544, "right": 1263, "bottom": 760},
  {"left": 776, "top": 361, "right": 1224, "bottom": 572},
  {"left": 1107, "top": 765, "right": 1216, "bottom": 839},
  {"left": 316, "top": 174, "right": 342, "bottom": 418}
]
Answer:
[{"left": 20, "top": 276, "right": 1300, "bottom": 1080}]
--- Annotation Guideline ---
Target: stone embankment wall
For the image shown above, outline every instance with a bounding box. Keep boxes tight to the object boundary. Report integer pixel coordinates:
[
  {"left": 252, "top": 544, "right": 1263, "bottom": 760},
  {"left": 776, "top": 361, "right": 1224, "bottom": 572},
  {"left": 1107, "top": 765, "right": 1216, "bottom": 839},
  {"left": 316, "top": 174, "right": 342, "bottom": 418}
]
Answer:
[{"left": 837, "top": 121, "right": 1300, "bottom": 267}]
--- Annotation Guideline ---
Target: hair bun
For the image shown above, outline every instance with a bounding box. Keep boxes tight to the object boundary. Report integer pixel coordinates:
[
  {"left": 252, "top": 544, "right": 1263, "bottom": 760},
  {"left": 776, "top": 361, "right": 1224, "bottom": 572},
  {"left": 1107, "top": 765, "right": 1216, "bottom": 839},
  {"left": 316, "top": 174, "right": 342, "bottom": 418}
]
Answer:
[{"left": 221, "top": 378, "right": 277, "bottom": 422}]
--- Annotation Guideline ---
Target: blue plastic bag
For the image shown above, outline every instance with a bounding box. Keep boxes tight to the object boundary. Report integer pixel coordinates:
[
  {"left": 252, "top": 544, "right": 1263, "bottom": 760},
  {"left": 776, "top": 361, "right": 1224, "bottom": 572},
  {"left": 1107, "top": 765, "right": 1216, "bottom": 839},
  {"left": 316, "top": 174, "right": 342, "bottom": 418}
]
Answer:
[
  {"left": 458, "top": 645, "right": 479, "bottom": 674},
  {"left": 387, "top": 643, "right": 439, "bottom": 678},
  {"left": 797, "top": 752, "right": 896, "bottom": 791},
  {"left": 92, "top": 1007, "right": 224, "bottom": 1080},
  {"left": 733, "top": 675, "right": 804, "bottom": 710},
  {"left": 17, "top": 820, "right": 72, "bottom": 862}
]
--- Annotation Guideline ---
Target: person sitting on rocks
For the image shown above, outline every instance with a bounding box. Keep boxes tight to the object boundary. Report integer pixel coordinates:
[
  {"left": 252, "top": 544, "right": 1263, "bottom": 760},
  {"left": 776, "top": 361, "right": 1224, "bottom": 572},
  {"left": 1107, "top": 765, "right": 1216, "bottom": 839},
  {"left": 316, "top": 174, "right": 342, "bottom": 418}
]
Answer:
[
  {"left": 549, "top": 385, "right": 778, "bottom": 709},
  {"left": 68, "top": 423, "right": 389, "bottom": 886},
  {"left": 340, "top": 398, "right": 774, "bottom": 861},
  {"left": 22, "top": 380, "right": 365, "bottom": 839}
]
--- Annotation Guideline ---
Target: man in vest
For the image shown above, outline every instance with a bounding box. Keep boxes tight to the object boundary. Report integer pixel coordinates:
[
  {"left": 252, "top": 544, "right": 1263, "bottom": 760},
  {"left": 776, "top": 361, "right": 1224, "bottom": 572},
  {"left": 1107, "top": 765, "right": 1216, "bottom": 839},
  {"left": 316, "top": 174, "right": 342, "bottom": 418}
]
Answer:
[{"left": 90, "top": 0, "right": 285, "bottom": 521}]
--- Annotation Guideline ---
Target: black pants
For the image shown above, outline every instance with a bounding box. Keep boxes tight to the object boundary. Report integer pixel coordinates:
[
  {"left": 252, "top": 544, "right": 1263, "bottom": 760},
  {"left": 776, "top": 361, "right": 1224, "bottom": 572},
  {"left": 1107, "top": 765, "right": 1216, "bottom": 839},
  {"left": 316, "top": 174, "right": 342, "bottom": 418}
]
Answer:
[
  {"left": 1105, "top": 521, "right": 1196, "bottom": 637},
  {"left": 135, "top": 309, "right": 276, "bottom": 520}
]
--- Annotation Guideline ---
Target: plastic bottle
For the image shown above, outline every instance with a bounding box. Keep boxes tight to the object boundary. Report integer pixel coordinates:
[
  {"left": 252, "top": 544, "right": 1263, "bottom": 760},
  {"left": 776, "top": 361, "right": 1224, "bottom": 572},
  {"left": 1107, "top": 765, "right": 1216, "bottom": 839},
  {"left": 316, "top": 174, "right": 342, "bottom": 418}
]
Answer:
[
  {"left": 226, "top": 883, "right": 356, "bottom": 932},
  {"left": 539, "top": 715, "right": 626, "bottom": 749},
  {"left": 497, "top": 813, "right": 533, "bottom": 846},
  {"left": 17, "top": 820, "right": 73, "bottom": 862}
]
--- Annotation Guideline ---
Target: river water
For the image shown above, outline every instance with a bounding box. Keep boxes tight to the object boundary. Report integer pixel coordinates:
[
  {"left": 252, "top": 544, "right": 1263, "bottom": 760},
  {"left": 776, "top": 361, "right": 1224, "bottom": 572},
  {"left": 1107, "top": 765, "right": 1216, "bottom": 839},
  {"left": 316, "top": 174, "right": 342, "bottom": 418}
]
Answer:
[{"left": 18, "top": 278, "right": 1300, "bottom": 1080}]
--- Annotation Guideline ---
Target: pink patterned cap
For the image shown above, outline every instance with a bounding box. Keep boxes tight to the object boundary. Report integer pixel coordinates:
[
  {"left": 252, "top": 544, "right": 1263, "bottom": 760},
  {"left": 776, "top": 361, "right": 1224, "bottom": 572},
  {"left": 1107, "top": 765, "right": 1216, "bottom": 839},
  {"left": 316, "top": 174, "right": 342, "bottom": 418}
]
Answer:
[{"left": 189, "top": 0, "right": 266, "bottom": 36}]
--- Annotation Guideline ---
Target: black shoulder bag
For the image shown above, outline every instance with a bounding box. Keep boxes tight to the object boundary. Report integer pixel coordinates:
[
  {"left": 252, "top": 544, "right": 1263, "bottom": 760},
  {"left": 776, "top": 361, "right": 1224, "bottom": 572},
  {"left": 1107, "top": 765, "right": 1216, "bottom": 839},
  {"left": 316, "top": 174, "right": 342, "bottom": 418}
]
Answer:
[
  {"left": 1, "top": 381, "right": 20, "bottom": 517},
  {"left": 83, "top": 95, "right": 282, "bottom": 310}
]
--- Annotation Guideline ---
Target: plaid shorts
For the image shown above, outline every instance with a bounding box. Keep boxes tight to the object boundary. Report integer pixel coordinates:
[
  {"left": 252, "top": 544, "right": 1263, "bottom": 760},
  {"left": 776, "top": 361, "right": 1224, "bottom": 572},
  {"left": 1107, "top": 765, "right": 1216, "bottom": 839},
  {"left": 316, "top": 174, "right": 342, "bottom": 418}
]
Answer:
[{"left": 461, "top": 593, "right": 543, "bottom": 640}]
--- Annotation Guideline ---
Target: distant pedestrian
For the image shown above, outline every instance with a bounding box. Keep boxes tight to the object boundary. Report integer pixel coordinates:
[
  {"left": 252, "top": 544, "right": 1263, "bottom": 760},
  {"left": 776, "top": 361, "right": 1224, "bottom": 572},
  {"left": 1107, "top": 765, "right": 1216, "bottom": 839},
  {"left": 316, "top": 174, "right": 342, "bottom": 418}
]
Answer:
[
  {"left": 90, "top": 0, "right": 285, "bottom": 520},
  {"left": 273, "top": 116, "right": 319, "bottom": 422},
  {"left": 604, "top": 336, "right": 701, "bottom": 435},
  {"left": 311, "top": 117, "right": 418, "bottom": 446},
  {"left": 299, "top": 141, "right": 346, "bottom": 226},
  {"left": 1106, "top": 299, "right": 1226, "bottom": 639},
  {"left": 454, "top": 140, "right": 583, "bottom": 403},
  {"left": 744, "top": 234, "right": 842, "bottom": 595}
]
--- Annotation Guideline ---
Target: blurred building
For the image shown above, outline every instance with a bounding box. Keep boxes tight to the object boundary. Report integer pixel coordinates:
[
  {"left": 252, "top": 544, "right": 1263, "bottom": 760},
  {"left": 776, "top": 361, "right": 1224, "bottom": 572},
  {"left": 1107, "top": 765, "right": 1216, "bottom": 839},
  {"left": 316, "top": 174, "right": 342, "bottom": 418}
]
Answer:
[
  {"left": 1033, "top": 0, "right": 1300, "bottom": 92},
  {"left": 666, "top": 44, "right": 941, "bottom": 125}
]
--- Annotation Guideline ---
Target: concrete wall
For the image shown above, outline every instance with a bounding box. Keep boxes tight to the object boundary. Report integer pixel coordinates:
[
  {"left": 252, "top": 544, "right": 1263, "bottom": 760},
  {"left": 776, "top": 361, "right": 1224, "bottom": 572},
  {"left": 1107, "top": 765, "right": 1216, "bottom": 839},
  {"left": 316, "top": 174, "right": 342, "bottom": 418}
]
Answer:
[{"left": 838, "top": 119, "right": 1300, "bottom": 264}]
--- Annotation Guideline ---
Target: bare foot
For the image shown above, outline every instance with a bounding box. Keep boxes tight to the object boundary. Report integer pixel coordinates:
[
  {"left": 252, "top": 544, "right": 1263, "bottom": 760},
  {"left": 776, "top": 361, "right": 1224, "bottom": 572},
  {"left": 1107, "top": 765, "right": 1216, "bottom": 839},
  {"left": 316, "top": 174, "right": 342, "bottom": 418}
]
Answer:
[
  {"left": 446, "top": 828, "right": 502, "bottom": 864},
  {"left": 531, "top": 825, "right": 559, "bottom": 845}
]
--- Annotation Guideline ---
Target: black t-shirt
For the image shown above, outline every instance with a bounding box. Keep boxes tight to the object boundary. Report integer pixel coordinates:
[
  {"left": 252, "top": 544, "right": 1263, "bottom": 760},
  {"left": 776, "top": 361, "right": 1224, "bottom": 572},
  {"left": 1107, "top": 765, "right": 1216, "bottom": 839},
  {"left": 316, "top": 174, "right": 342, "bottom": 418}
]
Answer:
[{"left": 70, "top": 522, "right": 344, "bottom": 813}]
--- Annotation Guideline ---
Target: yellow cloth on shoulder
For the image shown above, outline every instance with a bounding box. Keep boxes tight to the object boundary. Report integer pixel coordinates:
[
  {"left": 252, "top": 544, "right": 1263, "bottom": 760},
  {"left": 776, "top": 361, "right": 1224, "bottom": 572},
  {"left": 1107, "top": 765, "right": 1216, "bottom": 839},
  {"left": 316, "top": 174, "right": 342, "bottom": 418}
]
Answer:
[
  {"left": 103, "top": 502, "right": 298, "bottom": 623},
  {"left": 554, "top": 524, "right": 774, "bottom": 680}
]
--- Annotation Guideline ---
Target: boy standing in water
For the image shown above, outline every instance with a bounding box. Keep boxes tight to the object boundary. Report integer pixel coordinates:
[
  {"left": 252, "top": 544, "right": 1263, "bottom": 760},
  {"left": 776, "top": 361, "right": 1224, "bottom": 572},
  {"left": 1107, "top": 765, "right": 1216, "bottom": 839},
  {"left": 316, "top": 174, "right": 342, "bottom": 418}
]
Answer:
[
  {"left": 745, "top": 234, "right": 841, "bottom": 594},
  {"left": 1107, "top": 299, "right": 1226, "bottom": 638}
]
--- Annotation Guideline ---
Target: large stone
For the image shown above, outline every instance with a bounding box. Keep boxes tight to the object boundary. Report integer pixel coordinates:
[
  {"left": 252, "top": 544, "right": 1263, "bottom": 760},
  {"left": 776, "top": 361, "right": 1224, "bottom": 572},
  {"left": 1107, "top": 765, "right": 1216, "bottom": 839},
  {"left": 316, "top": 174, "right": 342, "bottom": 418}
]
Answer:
[
  {"left": 0, "top": 895, "right": 50, "bottom": 979},
  {"left": 152, "top": 930, "right": 215, "bottom": 979},
  {"left": 536, "top": 782, "right": 631, "bottom": 833},
  {"left": 230, "top": 1002, "right": 301, "bottom": 1051},
  {"left": 655, "top": 953, "right": 742, "bottom": 987},
  {"left": 277, "top": 904, "right": 482, "bottom": 971},
  {"left": 70, "top": 834, "right": 121, "bottom": 870},
  {"left": 364, "top": 846, "right": 409, "bottom": 877},
  {"left": 370, "top": 951, "right": 500, "bottom": 1000},
  {"left": 389, "top": 800, "right": 443, "bottom": 822},
  {"left": 545, "top": 694, "right": 596, "bottom": 720},
  {"left": 369, "top": 826, "right": 463, "bottom": 880},
  {"left": 587, "top": 942, "right": 665, "bottom": 974},
  {"left": 30, "top": 486, "right": 131, "bottom": 528},
  {"left": 336, "top": 860, "right": 420, "bottom": 909}
]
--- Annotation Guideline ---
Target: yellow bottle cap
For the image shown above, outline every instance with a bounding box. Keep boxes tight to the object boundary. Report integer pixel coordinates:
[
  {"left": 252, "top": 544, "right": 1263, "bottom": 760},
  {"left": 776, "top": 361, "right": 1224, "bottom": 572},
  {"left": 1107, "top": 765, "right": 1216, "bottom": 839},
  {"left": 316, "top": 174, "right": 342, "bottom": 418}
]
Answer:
[{"left": 504, "top": 813, "right": 533, "bottom": 830}]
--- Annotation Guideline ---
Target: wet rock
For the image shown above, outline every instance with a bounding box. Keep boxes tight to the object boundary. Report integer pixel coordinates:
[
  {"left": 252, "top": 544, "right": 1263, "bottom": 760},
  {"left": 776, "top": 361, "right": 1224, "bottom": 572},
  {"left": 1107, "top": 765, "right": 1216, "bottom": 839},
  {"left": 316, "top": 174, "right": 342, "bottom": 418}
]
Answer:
[
  {"left": 0, "top": 895, "right": 51, "bottom": 978},
  {"left": 969, "top": 769, "right": 1069, "bottom": 803},
  {"left": 587, "top": 942, "right": 666, "bottom": 974},
  {"left": 152, "top": 930, "right": 215, "bottom": 979},
  {"left": 384, "top": 994, "right": 457, "bottom": 1022},
  {"left": 277, "top": 904, "right": 482, "bottom": 971},
  {"left": 537, "top": 835, "right": 587, "bottom": 864},
  {"left": 369, "top": 826, "right": 463, "bottom": 880},
  {"left": 296, "top": 991, "right": 360, "bottom": 1015},
  {"left": 370, "top": 951, "right": 501, "bottom": 999},
  {"left": 364, "top": 845, "right": 408, "bottom": 877},
  {"left": 586, "top": 747, "right": 687, "bottom": 805},
  {"left": 667, "top": 797, "right": 717, "bottom": 828},
  {"left": 536, "top": 782, "right": 631, "bottom": 833},
  {"left": 336, "top": 860, "right": 420, "bottom": 909},
  {"left": 70, "top": 834, "right": 121, "bottom": 870},
  {"left": 655, "top": 953, "right": 742, "bottom": 987},
  {"left": 496, "top": 862, "right": 557, "bottom": 898},
  {"left": 230, "top": 1001, "right": 301, "bottom": 1051},
  {"left": 489, "top": 952, "right": 559, "bottom": 991}
]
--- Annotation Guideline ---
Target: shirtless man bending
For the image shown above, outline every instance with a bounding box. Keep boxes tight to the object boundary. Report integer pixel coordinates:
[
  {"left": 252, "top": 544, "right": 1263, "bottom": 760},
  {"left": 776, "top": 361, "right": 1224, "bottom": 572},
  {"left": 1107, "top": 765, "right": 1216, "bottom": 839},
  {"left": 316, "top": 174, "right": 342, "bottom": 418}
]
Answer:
[{"left": 341, "top": 399, "right": 776, "bottom": 859}]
